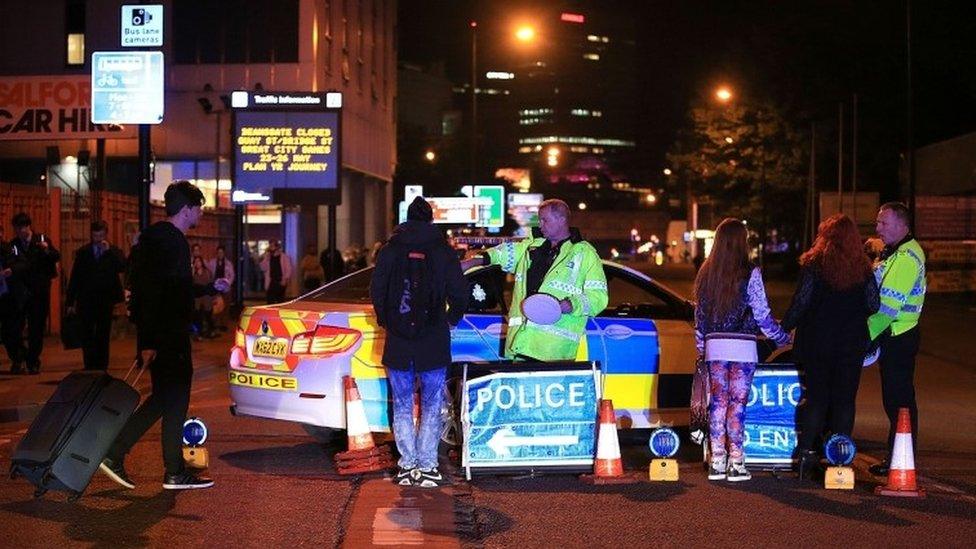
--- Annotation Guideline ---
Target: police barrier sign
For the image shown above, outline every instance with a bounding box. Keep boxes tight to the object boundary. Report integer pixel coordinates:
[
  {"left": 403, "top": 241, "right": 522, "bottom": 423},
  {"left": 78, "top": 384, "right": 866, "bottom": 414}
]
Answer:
[
  {"left": 462, "top": 369, "right": 600, "bottom": 470},
  {"left": 744, "top": 368, "right": 801, "bottom": 465}
]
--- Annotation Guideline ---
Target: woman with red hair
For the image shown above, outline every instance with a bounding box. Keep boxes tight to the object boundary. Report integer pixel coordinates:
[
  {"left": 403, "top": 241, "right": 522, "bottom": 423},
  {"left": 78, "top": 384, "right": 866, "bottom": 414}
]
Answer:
[
  {"left": 782, "top": 214, "right": 880, "bottom": 479},
  {"left": 695, "top": 218, "right": 791, "bottom": 481}
]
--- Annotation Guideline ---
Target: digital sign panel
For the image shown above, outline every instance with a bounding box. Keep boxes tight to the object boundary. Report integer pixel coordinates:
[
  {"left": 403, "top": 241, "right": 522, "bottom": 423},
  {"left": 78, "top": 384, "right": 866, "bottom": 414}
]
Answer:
[{"left": 231, "top": 91, "right": 342, "bottom": 205}]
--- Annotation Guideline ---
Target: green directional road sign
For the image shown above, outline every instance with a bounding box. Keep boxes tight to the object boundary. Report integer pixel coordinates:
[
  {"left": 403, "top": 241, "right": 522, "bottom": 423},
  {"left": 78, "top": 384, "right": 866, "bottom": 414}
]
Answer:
[{"left": 474, "top": 185, "right": 505, "bottom": 228}]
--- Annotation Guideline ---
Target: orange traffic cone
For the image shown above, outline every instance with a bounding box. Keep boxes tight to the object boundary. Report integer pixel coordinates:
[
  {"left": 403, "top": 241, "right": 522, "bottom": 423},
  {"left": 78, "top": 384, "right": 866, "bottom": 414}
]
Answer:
[
  {"left": 344, "top": 375, "right": 375, "bottom": 452},
  {"left": 335, "top": 376, "right": 393, "bottom": 473},
  {"left": 581, "top": 399, "right": 638, "bottom": 484},
  {"left": 875, "top": 407, "right": 925, "bottom": 497}
]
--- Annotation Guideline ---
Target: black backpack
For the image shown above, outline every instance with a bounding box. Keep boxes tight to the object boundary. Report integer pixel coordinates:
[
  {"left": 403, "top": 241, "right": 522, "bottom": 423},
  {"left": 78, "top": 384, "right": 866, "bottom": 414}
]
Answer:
[{"left": 384, "top": 244, "right": 437, "bottom": 339}]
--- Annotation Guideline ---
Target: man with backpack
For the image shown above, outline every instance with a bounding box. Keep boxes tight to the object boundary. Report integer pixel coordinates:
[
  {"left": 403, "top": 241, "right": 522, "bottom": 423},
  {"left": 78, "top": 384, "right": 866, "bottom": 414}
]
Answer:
[{"left": 370, "top": 196, "right": 468, "bottom": 488}]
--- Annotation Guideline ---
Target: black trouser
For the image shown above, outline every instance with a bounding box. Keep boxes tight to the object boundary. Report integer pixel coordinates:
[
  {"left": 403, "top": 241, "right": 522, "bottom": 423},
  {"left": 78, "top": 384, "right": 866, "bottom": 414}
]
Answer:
[
  {"left": 0, "top": 295, "right": 21, "bottom": 366},
  {"left": 266, "top": 282, "right": 286, "bottom": 304},
  {"left": 879, "top": 326, "right": 920, "bottom": 453},
  {"left": 798, "top": 353, "right": 863, "bottom": 451},
  {"left": 108, "top": 342, "right": 193, "bottom": 476},
  {"left": 2, "top": 293, "right": 48, "bottom": 369},
  {"left": 80, "top": 306, "right": 113, "bottom": 371}
]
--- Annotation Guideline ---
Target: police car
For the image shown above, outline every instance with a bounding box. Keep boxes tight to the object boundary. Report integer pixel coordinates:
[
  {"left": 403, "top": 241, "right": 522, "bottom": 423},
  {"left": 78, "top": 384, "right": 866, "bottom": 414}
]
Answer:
[{"left": 228, "top": 261, "right": 763, "bottom": 441}]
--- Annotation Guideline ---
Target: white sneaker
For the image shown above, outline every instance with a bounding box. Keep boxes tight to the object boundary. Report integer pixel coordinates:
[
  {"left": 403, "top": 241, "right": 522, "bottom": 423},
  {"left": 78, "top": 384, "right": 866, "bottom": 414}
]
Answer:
[
  {"left": 726, "top": 461, "right": 752, "bottom": 482},
  {"left": 707, "top": 459, "right": 727, "bottom": 481}
]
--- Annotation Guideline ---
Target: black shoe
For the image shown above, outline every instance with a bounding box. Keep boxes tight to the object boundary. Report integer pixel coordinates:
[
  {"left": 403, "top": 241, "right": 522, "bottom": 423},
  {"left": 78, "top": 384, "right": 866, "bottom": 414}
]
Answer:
[
  {"left": 869, "top": 461, "right": 890, "bottom": 477},
  {"left": 99, "top": 458, "right": 135, "bottom": 489},
  {"left": 10, "top": 363, "right": 24, "bottom": 375},
  {"left": 415, "top": 467, "right": 448, "bottom": 488},
  {"left": 797, "top": 450, "right": 821, "bottom": 481},
  {"left": 27, "top": 362, "right": 40, "bottom": 375},
  {"left": 163, "top": 471, "right": 214, "bottom": 490},
  {"left": 394, "top": 467, "right": 417, "bottom": 486}
]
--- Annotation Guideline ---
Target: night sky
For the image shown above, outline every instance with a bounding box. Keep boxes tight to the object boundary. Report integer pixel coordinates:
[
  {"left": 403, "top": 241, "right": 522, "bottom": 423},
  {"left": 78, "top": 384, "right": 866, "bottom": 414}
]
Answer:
[{"left": 398, "top": 0, "right": 976, "bottom": 190}]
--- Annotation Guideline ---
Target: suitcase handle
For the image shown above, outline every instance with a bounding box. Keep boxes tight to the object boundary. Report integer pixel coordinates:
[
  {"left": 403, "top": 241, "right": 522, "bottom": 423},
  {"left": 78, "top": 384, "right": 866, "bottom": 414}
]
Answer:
[{"left": 124, "top": 358, "right": 147, "bottom": 386}]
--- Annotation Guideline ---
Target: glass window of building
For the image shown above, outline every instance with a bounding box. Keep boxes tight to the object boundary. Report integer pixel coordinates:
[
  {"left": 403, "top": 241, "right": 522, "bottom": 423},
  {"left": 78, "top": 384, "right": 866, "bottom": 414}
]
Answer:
[
  {"left": 65, "top": 1, "right": 85, "bottom": 66},
  {"left": 174, "top": 0, "right": 298, "bottom": 65}
]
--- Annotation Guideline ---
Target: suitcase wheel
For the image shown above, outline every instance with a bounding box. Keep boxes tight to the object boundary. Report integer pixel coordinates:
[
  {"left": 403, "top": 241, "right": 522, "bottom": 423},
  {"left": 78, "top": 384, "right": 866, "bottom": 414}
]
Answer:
[
  {"left": 67, "top": 492, "right": 81, "bottom": 503},
  {"left": 33, "top": 488, "right": 47, "bottom": 499}
]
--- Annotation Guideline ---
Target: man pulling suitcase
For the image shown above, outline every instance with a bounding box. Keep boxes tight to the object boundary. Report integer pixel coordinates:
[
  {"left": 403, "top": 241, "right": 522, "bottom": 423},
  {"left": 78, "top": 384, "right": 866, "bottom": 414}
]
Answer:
[{"left": 99, "top": 181, "right": 227, "bottom": 491}]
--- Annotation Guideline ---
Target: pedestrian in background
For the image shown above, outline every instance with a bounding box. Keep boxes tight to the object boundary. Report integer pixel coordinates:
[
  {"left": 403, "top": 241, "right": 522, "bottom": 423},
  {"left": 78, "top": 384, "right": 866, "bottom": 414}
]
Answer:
[
  {"left": 319, "top": 246, "right": 345, "bottom": 282},
  {"left": 206, "top": 245, "right": 234, "bottom": 330},
  {"left": 65, "top": 220, "right": 126, "bottom": 371},
  {"left": 100, "top": 181, "right": 226, "bottom": 491},
  {"left": 867, "top": 202, "right": 927, "bottom": 477},
  {"left": 781, "top": 214, "right": 879, "bottom": 479},
  {"left": 192, "top": 256, "right": 215, "bottom": 339},
  {"left": 299, "top": 244, "right": 325, "bottom": 291},
  {"left": 370, "top": 197, "right": 468, "bottom": 488},
  {"left": 3, "top": 213, "right": 60, "bottom": 375},
  {"left": 0, "top": 226, "right": 12, "bottom": 372},
  {"left": 260, "top": 239, "right": 292, "bottom": 304},
  {"left": 694, "top": 218, "right": 791, "bottom": 481}
]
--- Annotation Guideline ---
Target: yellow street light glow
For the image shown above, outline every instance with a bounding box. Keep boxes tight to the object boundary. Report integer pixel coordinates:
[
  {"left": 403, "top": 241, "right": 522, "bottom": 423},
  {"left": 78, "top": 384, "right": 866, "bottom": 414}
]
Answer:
[
  {"left": 715, "top": 87, "right": 733, "bottom": 102},
  {"left": 725, "top": 136, "right": 734, "bottom": 143},
  {"left": 515, "top": 26, "right": 536, "bottom": 42},
  {"left": 547, "top": 146, "right": 560, "bottom": 156},
  {"left": 424, "top": 150, "right": 436, "bottom": 162},
  {"left": 578, "top": 202, "right": 587, "bottom": 210},
  {"left": 645, "top": 194, "right": 657, "bottom": 204},
  {"left": 662, "top": 168, "right": 672, "bottom": 176},
  {"left": 547, "top": 156, "right": 558, "bottom": 167}
]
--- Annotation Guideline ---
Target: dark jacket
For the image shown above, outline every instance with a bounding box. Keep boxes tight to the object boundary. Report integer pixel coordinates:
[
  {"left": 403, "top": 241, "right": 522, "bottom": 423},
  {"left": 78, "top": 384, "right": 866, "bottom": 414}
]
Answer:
[
  {"left": 66, "top": 243, "right": 126, "bottom": 315},
  {"left": 781, "top": 266, "right": 880, "bottom": 362},
  {"left": 370, "top": 221, "right": 468, "bottom": 371},
  {"left": 129, "top": 221, "right": 216, "bottom": 351},
  {"left": 6, "top": 234, "right": 60, "bottom": 302}
]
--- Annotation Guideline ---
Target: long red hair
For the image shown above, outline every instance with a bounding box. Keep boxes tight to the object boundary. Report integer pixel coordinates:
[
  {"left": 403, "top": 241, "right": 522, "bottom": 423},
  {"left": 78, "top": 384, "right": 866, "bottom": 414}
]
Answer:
[
  {"left": 694, "top": 218, "right": 752, "bottom": 322},
  {"left": 800, "top": 214, "right": 872, "bottom": 290}
]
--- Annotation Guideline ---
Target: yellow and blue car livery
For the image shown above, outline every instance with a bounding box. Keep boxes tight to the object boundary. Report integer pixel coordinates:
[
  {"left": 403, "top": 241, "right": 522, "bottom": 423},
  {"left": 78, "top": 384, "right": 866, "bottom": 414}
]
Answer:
[{"left": 228, "top": 262, "right": 695, "bottom": 434}]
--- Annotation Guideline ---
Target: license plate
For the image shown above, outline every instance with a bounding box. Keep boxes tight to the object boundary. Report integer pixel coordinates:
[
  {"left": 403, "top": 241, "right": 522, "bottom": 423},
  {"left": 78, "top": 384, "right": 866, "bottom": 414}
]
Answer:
[
  {"left": 252, "top": 336, "right": 289, "bottom": 359},
  {"left": 229, "top": 371, "right": 298, "bottom": 392}
]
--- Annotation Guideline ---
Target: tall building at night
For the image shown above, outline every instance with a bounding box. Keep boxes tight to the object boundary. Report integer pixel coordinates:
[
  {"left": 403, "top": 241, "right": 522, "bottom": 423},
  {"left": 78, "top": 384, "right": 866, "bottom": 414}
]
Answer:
[{"left": 460, "top": 1, "right": 640, "bottom": 198}]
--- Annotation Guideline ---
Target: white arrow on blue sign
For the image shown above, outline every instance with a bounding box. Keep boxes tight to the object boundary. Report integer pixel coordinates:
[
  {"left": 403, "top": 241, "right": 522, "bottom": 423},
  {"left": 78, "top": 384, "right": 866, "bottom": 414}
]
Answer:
[{"left": 463, "top": 369, "right": 599, "bottom": 468}]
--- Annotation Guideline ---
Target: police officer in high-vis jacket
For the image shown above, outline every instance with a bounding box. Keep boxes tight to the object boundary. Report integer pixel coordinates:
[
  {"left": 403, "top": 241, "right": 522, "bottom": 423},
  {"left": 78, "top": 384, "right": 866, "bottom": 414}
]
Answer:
[
  {"left": 461, "top": 199, "right": 608, "bottom": 361},
  {"left": 868, "top": 201, "right": 926, "bottom": 477}
]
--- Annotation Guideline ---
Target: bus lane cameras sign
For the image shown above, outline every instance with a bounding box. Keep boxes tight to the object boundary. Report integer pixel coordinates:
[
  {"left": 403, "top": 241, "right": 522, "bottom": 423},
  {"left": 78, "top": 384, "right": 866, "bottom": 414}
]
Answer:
[{"left": 121, "top": 4, "right": 163, "bottom": 47}]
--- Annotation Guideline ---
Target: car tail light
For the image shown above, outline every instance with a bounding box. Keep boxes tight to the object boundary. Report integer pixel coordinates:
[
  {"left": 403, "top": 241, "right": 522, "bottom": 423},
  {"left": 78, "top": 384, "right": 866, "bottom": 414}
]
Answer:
[{"left": 291, "top": 325, "right": 361, "bottom": 356}]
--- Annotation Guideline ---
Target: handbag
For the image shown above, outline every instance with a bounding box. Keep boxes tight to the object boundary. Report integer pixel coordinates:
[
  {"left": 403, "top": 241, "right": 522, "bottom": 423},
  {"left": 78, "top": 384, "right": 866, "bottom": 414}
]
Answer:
[
  {"left": 689, "top": 356, "right": 709, "bottom": 445},
  {"left": 60, "top": 312, "right": 86, "bottom": 350}
]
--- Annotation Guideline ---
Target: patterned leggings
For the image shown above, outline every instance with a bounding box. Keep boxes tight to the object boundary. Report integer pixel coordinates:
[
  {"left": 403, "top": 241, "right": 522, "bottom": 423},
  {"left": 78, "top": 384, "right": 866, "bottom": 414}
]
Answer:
[{"left": 707, "top": 360, "right": 757, "bottom": 463}]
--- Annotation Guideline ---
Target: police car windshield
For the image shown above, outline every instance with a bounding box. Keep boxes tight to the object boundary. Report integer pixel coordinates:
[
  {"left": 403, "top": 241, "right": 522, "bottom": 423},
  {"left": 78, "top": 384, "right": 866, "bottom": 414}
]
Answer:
[{"left": 302, "top": 267, "right": 374, "bottom": 303}]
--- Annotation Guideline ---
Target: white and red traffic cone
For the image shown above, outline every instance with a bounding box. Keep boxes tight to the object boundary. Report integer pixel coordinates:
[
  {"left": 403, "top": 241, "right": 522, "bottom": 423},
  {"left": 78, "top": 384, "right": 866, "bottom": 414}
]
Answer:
[
  {"left": 581, "top": 399, "right": 639, "bottom": 484},
  {"left": 875, "top": 407, "right": 925, "bottom": 497},
  {"left": 335, "top": 376, "right": 393, "bottom": 474}
]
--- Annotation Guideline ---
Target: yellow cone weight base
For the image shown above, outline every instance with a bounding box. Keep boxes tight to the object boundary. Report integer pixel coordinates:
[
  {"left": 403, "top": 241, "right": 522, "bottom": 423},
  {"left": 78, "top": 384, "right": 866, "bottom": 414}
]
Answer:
[
  {"left": 824, "top": 466, "right": 854, "bottom": 490},
  {"left": 183, "top": 446, "right": 209, "bottom": 469},
  {"left": 649, "top": 459, "right": 679, "bottom": 482}
]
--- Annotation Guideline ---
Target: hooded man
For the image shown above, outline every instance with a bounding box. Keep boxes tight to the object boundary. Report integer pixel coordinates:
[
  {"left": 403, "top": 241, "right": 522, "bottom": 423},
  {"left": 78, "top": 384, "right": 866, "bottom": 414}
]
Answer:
[{"left": 370, "top": 196, "right": 468, "bottom": 488}]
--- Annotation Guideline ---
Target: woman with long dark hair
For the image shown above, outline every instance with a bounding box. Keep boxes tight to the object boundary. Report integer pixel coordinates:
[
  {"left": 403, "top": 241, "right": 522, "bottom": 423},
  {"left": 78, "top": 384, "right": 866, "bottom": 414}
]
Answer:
[
  {"left": 695, "top": 218, "right": 791, "bottom": 481},
  {"left": 782, "top": 214, "right": 879, "bottom": 478}
]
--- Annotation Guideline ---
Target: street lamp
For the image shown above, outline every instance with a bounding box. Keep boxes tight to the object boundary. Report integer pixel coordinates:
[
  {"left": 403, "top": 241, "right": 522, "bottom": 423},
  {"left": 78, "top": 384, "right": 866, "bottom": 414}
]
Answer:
[
  {"left": 515, "top": 25, "right": 536, "bottom": 42},
  {"left": 715, "top": 86, "right": 733, "bottom": 103},
  {"left": 424, "top": 150, "right": 436, "bottom": 162}
]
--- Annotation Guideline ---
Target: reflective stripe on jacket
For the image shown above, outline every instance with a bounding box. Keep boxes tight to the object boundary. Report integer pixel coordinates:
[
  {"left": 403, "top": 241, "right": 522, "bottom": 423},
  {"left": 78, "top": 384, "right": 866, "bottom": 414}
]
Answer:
[
  {"left": 486, "top": 236, "right": 608, "bottom": 360},
  {"left": 868, "top": 238, "right": 926, "bottom": 339}
]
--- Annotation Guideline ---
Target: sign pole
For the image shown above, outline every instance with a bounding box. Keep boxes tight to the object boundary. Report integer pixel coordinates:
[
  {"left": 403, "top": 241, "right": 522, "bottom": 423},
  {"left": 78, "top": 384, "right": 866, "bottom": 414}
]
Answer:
[
  {"left": 138, "top": 123, "right": 151, "bottom": 231},
  {"left": 234, "top": 204, "right": 245, "bottom": 314}
]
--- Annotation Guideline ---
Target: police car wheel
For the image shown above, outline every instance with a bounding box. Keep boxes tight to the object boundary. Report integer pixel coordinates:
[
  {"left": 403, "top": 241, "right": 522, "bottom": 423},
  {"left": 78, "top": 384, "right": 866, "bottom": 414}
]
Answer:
[
  {"left": 301, "top": 423, "right": 337, "bottom": 444},
  {"left": 440, "top": 379, "right": 462, "bottom": 447}
]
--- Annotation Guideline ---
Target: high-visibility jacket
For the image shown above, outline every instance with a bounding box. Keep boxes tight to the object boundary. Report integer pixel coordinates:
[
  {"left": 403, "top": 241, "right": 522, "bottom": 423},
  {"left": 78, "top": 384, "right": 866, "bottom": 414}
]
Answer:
[
  {"left": 868, "top": 237, "right": 926, "bottom": 340},
  {"left": 485, "top": 235, "right": 608, "bottom": 361}
]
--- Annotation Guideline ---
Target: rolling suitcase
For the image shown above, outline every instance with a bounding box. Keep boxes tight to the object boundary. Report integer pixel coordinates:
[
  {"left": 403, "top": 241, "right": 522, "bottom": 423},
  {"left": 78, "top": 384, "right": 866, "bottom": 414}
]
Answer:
[{"left": 9, "top": 361, "right": 144, "bottom": 500}]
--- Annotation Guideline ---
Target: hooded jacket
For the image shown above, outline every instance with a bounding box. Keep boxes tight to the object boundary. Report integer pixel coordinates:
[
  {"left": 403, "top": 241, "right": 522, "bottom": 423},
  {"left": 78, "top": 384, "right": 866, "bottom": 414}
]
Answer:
[{"left": 370, "top": 220, "right": 468, "bottom": 371}]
